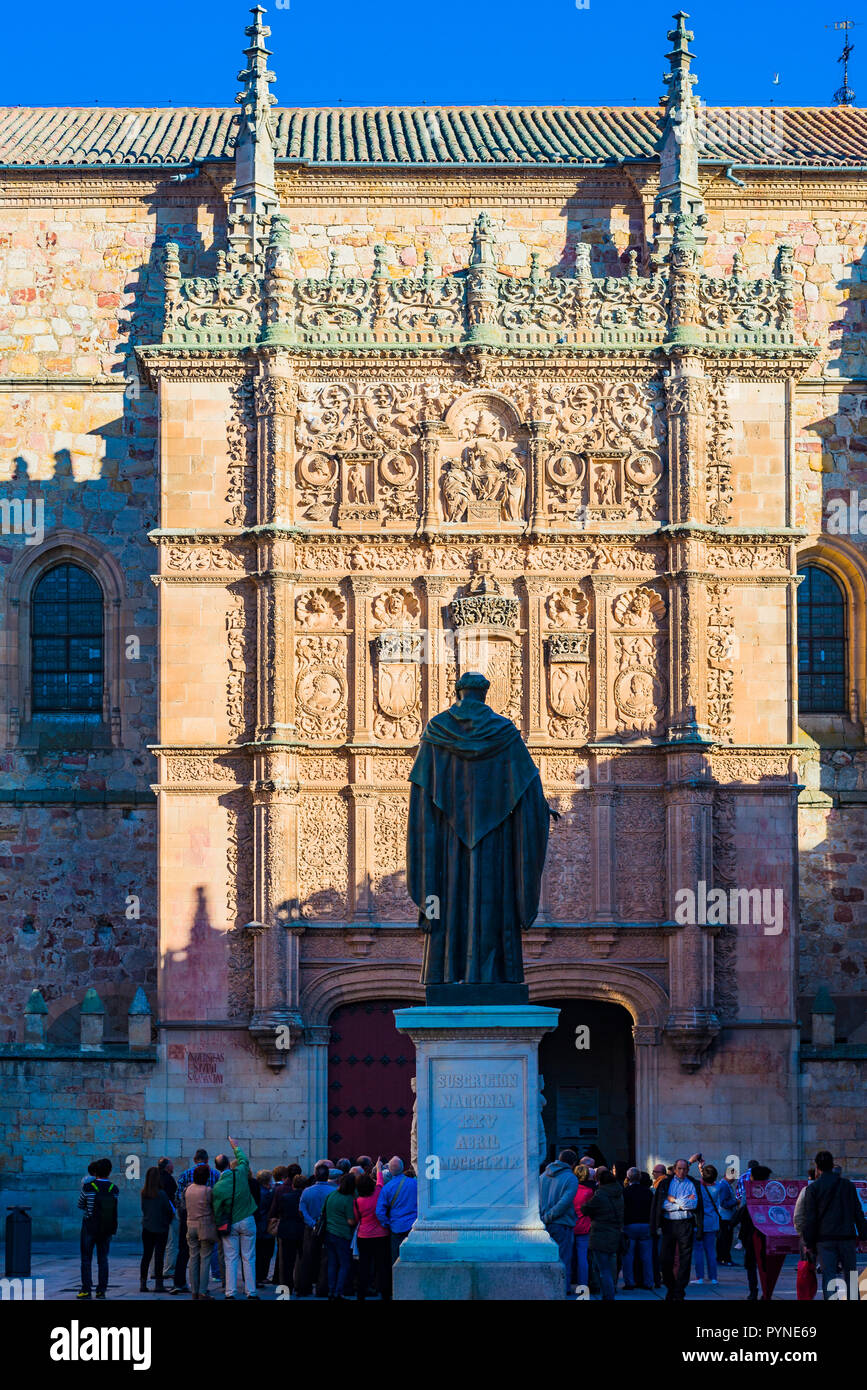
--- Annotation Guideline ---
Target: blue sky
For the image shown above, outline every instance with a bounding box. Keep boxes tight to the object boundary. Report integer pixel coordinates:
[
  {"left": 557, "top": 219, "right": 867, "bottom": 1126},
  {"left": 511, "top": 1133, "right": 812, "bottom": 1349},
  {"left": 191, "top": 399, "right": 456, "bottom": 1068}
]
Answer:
[{"left": 5, "top": 1, "right": 863, "bottom": 108}]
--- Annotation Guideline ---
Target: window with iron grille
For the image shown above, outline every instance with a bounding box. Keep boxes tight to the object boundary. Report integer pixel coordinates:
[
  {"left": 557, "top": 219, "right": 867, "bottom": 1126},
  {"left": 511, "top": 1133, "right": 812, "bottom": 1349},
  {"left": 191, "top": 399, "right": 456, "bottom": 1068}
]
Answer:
[
  {"left": 797, "top": 564, "right": 846, "bottom": 714},
  {"left": 31, "top": 563, "right": 104, "bottom": 714}
]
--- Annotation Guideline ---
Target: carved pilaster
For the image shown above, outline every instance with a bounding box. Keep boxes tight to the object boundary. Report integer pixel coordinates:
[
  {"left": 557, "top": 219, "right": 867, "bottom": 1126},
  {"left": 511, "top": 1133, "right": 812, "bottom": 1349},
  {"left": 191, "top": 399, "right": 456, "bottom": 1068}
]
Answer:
[
  {"left": 349, "top": 576, "right": 377, "bottom": 740},
  {"left": 247, "top": 756, "right": 304, "bottom": 1066},
  {"left": 590, "top": 786, "right": 617, "bottom": 922},
  {"left": 255, "top": 365, "right": 296, "bottom": 524},
  {"left": 662, "top": 780, "right": 719, "bottom": 1070},
  {"left": 419, "top": 420, "right": 448, "bottom": 534},
  {"left": 590, "top": 576, "right": 614, "bottom": 737},
  {"left": 665, "top": 365, "right": 707, "bottom": 526},
  {"left": 422, "top": 575, "right": 453, "bottom": 718},
  {"left": 346, "top": 784, "right": 378, "bottom": 921},
  {"left": 524, "top": 576, "right": 548, "bottom": 737},
  {"left": 254, "top": 543, "right": 293, "bottom": 741},
  {"left": 526, "top": 419, "right": 551, "bottom": 535}
]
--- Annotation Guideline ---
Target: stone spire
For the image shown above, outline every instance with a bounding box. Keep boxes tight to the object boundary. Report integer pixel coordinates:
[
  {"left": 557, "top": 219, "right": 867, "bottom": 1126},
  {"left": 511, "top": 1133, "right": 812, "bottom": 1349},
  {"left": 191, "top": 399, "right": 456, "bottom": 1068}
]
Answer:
[
  {"left": 228, "top": 5, "right": 279, "bottom": 271},
  {"left": 652, "top": 11, "right": 707, "bottom": 267}
]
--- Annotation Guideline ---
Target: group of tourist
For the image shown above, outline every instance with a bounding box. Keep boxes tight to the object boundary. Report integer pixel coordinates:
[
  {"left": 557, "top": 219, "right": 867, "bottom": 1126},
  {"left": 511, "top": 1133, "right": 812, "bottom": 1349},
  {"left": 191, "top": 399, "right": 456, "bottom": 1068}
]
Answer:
[
  {"left": 76, "top": 1142, "right": 864, "bottom": 1301},
  {"left": 539, "top": 1147, "right": 867, "bottom": 1301},
  {"left": 76, "top": 1142, "right": 418, "bottom": 1300}
]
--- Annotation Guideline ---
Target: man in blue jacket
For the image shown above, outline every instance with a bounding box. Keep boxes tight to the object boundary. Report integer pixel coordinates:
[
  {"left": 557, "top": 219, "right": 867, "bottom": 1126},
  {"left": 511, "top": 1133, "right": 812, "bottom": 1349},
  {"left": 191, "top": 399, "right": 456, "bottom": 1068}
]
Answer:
[{"left": 376, "top": 1157, "right": 418, "bottom": 1263}]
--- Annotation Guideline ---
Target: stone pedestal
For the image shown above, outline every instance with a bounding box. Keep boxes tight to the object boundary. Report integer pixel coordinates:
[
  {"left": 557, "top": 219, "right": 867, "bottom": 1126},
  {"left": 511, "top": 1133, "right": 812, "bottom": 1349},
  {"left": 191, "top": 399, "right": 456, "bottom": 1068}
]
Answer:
[{"left": 392, "top": 1004, "right": 563, "bottom": 1301}]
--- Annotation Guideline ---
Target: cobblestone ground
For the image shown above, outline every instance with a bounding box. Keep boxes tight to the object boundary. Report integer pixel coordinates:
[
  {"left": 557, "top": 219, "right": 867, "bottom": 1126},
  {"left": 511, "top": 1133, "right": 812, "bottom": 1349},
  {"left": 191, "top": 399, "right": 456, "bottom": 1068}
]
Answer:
[{"left": 24, "top": 1242, "right": 866, "bottom": 1302}]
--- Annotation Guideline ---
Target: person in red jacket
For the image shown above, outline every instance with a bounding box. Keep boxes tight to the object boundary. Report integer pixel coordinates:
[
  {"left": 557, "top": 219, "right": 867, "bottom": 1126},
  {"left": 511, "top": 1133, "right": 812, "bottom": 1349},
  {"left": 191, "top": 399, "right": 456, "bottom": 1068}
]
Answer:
[{"left": 572, "top": 1163, "right": 595, "bottom": 1292}]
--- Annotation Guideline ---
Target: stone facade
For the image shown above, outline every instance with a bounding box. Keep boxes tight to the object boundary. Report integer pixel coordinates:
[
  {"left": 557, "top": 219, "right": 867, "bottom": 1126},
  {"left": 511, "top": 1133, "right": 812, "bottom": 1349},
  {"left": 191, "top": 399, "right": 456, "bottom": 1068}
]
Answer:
[{"left": 1, "top": 11, "right": 866, "bottom": 1236}]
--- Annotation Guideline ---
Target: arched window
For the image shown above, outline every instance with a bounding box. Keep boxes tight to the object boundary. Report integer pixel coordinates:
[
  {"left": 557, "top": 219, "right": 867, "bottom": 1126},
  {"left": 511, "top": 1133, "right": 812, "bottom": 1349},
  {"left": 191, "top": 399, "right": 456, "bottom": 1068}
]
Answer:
[
  {"left": 797, "top": 564, "right": 847, "bottom": 714},
  {"left": 31, "top": 563, "right": 104, "bottom": 714}
]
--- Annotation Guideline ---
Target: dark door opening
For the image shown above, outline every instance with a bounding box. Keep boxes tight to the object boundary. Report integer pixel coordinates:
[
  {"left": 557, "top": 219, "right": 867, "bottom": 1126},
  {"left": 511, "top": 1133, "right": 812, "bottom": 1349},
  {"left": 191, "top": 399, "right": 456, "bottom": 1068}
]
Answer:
[
  {"left": 538, "top": 999, "right": 635, "bottom": 1169},
  {"left": 327, "top": 1000, "right": 416, "bottom": 1162}
]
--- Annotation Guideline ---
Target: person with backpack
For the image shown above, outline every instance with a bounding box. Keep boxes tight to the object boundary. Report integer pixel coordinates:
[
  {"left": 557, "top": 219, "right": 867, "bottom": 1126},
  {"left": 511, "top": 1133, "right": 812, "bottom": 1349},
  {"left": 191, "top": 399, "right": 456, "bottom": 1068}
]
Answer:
[
  {"left": 139, "top": 1165, "right": 175, "bottom": 1293},
  {"left": 213, "top": 1137, "right": 258, "bottom": 1299},
  {"left": 375, "top": 1156, "right": 418, "bottom": 1264},
  {"left": 802, "top": 1149, "right": 867, "bottom": 1299},
  {"left": 171, "top": 1147, "right": 221, "bottom": 1295},
  {"left": 77, "top": 1157, "right": 119, "bottom": 1300}
]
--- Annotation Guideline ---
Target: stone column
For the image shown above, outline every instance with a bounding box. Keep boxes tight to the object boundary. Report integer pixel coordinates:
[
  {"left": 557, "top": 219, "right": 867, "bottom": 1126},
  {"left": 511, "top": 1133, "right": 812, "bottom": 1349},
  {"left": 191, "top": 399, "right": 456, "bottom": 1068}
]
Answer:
[
  {"left": 346, "top": 784, "right": 377, "bottom": 923},
  {"left": 663, "top": 772, "right": 720, "bottom": 1070},
  {"left": 524, "top": 577, "right": 548, "bottom": 738},
  {"left": 589, "top": 576, "right": 614, "bottom": 737},
  {"left": 665, "top": 363, "right": 707, "bottom": 528},
  {"left": 590, "top": 786, "right": 617, "bottom": 923},
  {"left": 526, "top": 419, "right": 551, "bottom": 535},
  {"left": 304, "top": 1025, "right": 331, "bottom": 1164},
  {"left": 349, "top": 577, "right": 375, "bottom": 741},
  {"left": 632, "top": 1024, "right": 662, "bottom": 1171},
  {"left": 248, "top": 753, "right": 304, "bottom": 1062},
  {"left": 421, "top": 575, "right": 453, "bottom": 718},
  {"left": 419, "top": 420, "right": 448, "bottom": 535}
]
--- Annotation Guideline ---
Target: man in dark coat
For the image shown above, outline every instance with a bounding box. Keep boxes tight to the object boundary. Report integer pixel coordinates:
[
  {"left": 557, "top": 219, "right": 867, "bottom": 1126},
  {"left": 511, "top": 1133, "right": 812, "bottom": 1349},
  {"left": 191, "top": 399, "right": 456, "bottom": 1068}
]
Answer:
[
  {"left": 407, "top": 671, "right": 552, "bottom": 1001},
  {"left": 802, "top": 1149, "right": 867, "bottom": 1299}
]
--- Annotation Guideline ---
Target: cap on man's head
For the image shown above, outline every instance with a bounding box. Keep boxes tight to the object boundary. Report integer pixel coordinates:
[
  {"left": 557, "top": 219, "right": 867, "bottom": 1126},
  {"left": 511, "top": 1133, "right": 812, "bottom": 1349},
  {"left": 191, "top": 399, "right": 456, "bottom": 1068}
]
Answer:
[{"left": 456, "top": 671, "right": 490, "bottom": 696}]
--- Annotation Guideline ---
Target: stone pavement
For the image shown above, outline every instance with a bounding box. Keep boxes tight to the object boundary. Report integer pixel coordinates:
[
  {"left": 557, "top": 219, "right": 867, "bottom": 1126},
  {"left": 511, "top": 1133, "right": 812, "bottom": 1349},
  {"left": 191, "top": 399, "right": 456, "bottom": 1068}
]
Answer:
[{"left": 23, "top": 1241, "right": 865, "bottom": 1302}]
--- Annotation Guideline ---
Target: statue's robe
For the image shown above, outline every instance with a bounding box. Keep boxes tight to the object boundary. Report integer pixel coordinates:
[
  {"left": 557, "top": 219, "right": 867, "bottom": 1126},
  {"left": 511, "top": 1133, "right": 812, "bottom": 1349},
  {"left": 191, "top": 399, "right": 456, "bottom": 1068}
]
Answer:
[{"left": 407, "top": 698, "right": 550, "bottom": 986}]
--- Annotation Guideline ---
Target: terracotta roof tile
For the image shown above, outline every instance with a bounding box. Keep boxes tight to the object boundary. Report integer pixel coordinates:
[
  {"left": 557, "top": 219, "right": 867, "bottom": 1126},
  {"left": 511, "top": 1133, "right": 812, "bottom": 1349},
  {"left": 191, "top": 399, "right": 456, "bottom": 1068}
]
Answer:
[{"left": 0, "top": 105, "right": 866, "bottom": 168}]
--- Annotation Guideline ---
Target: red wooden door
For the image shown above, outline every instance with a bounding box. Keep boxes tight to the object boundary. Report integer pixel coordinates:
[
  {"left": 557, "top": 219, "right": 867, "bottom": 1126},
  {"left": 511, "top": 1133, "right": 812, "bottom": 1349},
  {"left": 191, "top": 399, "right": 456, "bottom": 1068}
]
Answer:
[{"left": 327, "top": 1000, "right": 416, "bottom": 1162}]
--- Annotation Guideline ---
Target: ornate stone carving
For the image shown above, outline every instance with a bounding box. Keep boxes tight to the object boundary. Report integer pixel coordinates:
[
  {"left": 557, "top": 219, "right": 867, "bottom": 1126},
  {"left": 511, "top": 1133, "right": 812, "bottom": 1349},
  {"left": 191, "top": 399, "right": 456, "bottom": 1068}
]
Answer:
[
  {"left": 297, "top": 794, "right": 349, "bottom": 918},
  {"left": 294, "top": 635, "right": 348, "bottom": 740},
  {"left": 706, "top": 583, "right": 735, "bottom": 743},
  {"left": 226, "top": 377, "right": 255, "bottom": 527},
  {"left": 546, "top": 586, "right": 590, "bottom": 629},
  {"left": 449, "top": 574, "right": 519, "bottom": 630},
  {"left": 295, "top": 587, "right": 346, "bottom": 629},
  {"left": 546, "top": 631, "right": 592, "bottom": 742},
  {"left": 371, "top": 588, "right": 420, "bottom": 628},
  {"left": 372, "top": 795, "right": 414, "bottom": 919},
  {"left": 440, "top": 394, "right": 526, "bottom": 525},
  {"left": 226, "top": 588, "right": 253, "bottom": 741},
  {"left": 373, "top": 631, "right": 422, "bottom": 741}
]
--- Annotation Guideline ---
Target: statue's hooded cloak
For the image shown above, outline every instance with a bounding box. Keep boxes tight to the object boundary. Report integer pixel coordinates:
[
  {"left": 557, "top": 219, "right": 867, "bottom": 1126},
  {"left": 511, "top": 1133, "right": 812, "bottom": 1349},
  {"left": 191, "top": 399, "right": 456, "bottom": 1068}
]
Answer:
[{"left": 407, "top": 682, "right": 551, "bottom": 988}]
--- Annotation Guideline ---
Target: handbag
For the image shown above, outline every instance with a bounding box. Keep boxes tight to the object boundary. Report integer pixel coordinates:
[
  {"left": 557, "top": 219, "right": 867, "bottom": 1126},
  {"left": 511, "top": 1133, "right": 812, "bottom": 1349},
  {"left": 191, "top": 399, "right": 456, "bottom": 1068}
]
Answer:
[
  {"left": 216, "top": 1169, "right": 236, "bottom": 1239},
  {"left": 314, "top": 1191, "right": 331, "bottom": 1243}
]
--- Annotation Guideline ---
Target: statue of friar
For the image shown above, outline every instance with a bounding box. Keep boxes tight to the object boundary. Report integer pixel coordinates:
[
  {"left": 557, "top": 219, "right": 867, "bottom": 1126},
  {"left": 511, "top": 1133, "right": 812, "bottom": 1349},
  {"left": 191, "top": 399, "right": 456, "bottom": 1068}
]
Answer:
[{"left": 406, "top": 671, "right": 555, "bottom": 1005}]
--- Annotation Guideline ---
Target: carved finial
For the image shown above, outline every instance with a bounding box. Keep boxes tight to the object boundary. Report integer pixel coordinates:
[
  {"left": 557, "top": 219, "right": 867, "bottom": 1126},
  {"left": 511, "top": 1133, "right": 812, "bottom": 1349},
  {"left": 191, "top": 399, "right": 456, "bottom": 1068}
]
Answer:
[
  {"left": 653, "top": 11, "right": 706, "bottom": 268},
  {"left": 373, "top": 243, "right": 388, "bottom": 278},
  {"left": 574, "top": 242, "right": 592, "bottom": 279},
  {"left": 470, "top": 210, "right": 496, "bottom": 266},
  {"left": 230, "top": 5, "right": 280, "bottom": 272}
]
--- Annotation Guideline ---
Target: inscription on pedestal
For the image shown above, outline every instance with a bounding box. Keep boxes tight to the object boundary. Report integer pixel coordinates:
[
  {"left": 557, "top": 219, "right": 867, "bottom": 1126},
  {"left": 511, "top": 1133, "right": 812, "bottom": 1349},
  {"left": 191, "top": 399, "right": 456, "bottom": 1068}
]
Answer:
[{"left": 430, "top": 1059, "right": 525, "bottom": 1203}]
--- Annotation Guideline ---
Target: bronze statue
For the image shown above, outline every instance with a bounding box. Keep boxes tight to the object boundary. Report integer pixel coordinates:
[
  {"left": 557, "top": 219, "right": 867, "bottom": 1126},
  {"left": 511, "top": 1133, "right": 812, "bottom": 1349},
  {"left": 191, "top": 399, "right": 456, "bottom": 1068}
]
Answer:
[{"left": 406, "top": 671, "right": 554, "bottom": 1004}]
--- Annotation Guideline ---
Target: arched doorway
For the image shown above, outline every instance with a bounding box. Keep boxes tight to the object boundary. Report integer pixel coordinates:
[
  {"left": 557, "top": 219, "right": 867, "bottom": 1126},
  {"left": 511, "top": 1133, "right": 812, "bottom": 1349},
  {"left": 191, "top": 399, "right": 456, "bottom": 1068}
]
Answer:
[
  {"left": 538, "top": 999, "right": 635, "bottom": 1167},
  {"left": 327, "top": 1000, "right": 416, "bottom": 1161}
]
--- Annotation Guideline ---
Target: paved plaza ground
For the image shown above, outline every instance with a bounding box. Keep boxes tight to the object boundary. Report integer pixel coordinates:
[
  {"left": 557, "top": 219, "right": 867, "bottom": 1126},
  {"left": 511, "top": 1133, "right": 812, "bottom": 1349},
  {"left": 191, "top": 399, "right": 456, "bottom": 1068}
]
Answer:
[{"left": 25, "top": 1241, "right": 866, "bottom": 1302}]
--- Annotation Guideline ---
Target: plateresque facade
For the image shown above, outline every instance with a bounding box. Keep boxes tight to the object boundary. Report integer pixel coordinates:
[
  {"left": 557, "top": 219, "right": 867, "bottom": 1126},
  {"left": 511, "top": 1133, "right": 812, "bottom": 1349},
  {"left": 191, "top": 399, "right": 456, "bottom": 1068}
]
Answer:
[{"left": 1, "top": 11, "right": 866, "bottom": 1235}]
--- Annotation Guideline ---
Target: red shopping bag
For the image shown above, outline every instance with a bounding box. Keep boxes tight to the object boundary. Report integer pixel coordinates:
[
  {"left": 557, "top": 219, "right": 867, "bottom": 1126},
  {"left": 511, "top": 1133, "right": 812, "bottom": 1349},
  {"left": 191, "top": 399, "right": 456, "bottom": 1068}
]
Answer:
[{"left": 796, "top": 1257, "right": 817, "bottom": 1301}]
